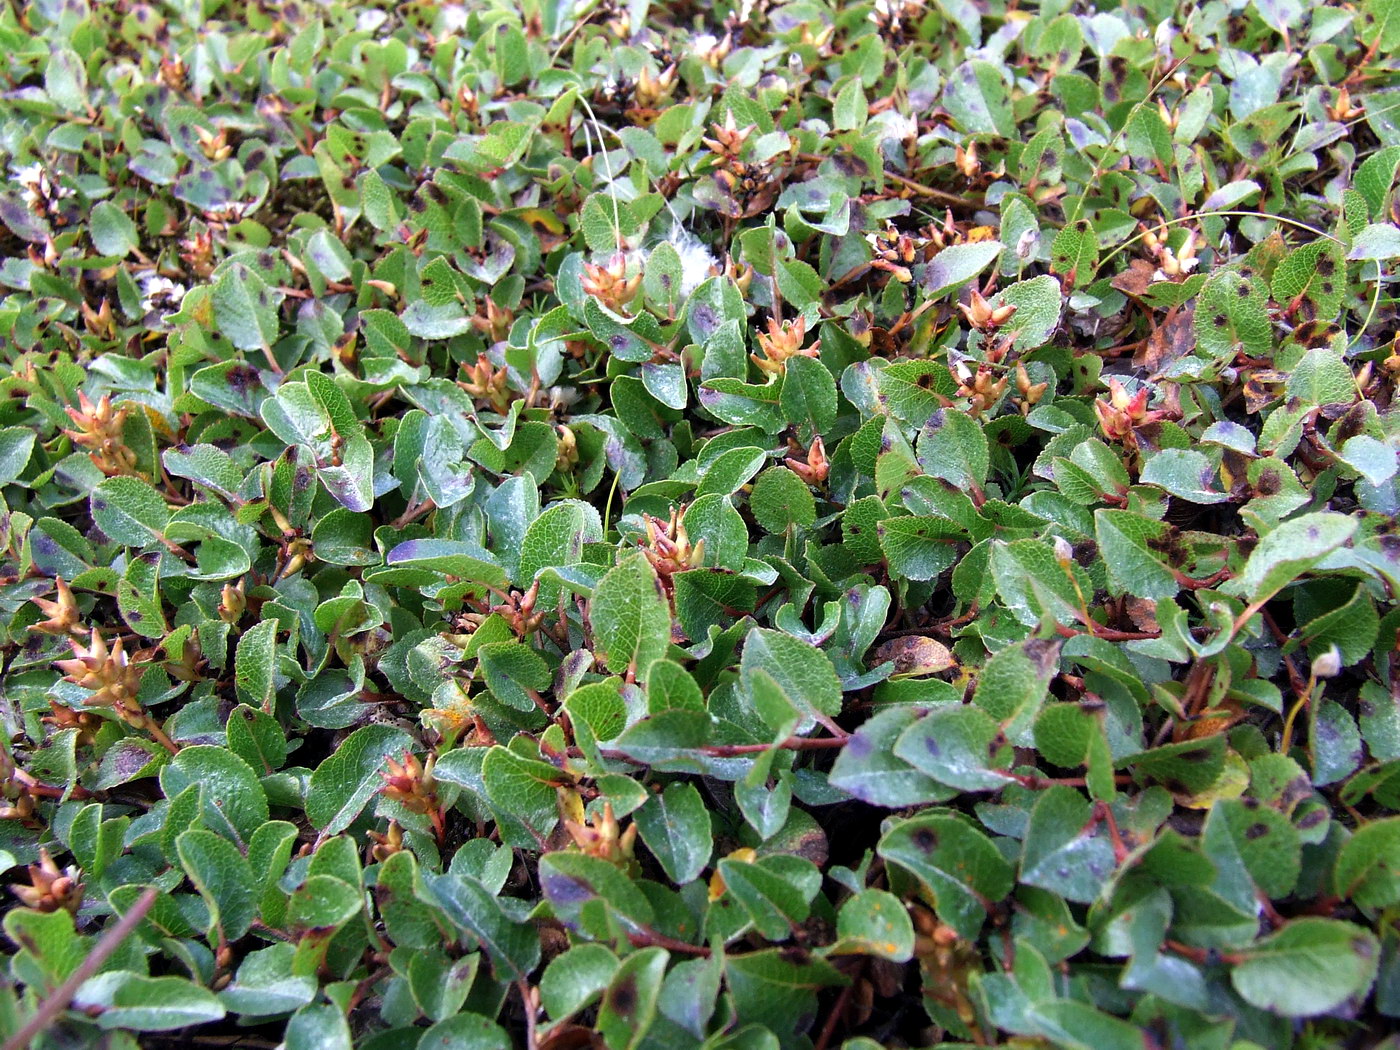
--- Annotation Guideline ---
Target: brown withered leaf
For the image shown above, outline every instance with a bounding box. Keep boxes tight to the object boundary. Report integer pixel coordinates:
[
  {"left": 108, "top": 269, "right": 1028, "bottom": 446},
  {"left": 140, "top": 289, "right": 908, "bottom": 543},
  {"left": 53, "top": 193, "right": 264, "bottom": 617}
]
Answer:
[
  {"left": 871, "top": 635, "right": 955, "bottom": 676},
  {"left": 1286, "top": 320, "right": 1342, "bottom": 352},
  {"left": 868, "top": 325, "right": 899, "bottom": 358},
  {"left": 1111, "top": 258, "right": 1157, "bottom": 298},
  {"left": 1136, "top": 302, "right": 1195, "bottom": 372},
  {"left": 1251, "top": 230, "right": 1290, "bottom": 278},
  {"left": 1177, "top": 701, "right": 1244, "bottom": 742},
  {"left": 1220, "top": 449, "right": 1253, "bottom": 499},
  {"left": 1123, "top": 597, "right": 1160, "bottom": 633},
  {"left": 1243, "top": 369, "right": 1288, "bottom": 413}
]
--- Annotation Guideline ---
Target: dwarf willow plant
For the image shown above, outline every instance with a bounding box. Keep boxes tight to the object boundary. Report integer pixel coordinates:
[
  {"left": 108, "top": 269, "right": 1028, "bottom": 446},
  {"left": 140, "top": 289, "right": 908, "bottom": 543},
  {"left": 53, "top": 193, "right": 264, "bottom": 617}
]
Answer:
[{"left": 1, "top": 0, "right": 1400, "bottom": 1048}]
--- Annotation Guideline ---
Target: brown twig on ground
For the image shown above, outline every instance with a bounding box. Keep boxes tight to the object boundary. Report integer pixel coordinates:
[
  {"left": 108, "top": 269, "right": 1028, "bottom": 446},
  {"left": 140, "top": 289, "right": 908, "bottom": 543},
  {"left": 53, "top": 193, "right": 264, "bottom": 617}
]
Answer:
[{"left": 2, "top": 887, "right": 159, "bottom": 1050}]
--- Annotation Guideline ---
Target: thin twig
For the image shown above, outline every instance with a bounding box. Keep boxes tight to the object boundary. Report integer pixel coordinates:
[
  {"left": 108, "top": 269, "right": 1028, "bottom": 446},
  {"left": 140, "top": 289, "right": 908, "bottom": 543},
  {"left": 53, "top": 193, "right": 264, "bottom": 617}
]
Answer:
[
  {"left": 3, "top": 887, "right": 159, "bottom": 1050},
  {"left": 698, "top": 735, "right": 849, "bottom": 757},
  {"left": 389, "top": 497, "right": 435, "bottom": 530},
  {"left": 812, "top": 976, "right": 857, "bottom": 1050},
  {"left": 1260, "top": 607, "right": 1310, "bottom": 705},
  {"left": 627, "top": 926, "right": 712, "bottom": 957}
]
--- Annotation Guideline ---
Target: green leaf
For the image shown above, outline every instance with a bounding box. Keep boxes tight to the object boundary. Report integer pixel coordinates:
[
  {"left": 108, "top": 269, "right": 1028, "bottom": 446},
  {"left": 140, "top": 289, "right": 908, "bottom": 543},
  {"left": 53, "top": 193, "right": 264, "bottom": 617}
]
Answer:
[
  {"left": 234, "top": 618, "right": 279, "bottom": 711},
  {"left": 991, "top": 537, "right": 1091, "bottom": 628},
  {"left": 779, "top": 354, "right": 837, "bottom": 443},
  {"left": 565, "top": 680, "right": 628, "bottom": 753},
  {"left": 212, "top": 262, "right": 282, "bottom": 351},
  {"left": 177, "top": 829, "right": 256, "bottom": 941},
  {"left": 697, "top": 447, "right": 767, "bottom": 498},
  {"left": 1339, "top": 435, "right": 1398, "bottom": 486},
  {"left": 79, "top": 974, "right": 226, "bottom": 1032},
  {"left": 1095, "top": 509, "right": 1180, "bottom": 600},
  {"left": 749, "top": 467, "right": 815, "bottom": 533},
  {"left": 1050, "top": 220, "right": 1099, "bottom": 286},
  {"left": 419, "top": 1013, "right": 512, "bottom": 1050},
  {"left": 894, "top": 704, "right": 1014, "bottom": 792},
  {"left": 987, "top": 274, "right": 1063, "bottom": 351},
  {"left": 420, "top": 871, "right": 542, "bottom": 981},
  {"left": 920, "top": 241, "right": 1003, "bottom": 297},
  {"left": 540, "top": 850, "right": 655, "bottom": 935},
  {"left": 478, "top": 641, "right": 550, "bottom": 712},
  {"left": 681, "top": 495, "right": 749, "bottom": 567},
  {"left": 1231, "top": 918, "right": 1379, "bottom": 1017},
  {"left": 877, "top": 515, "right": 963, "bottom": 581},
  {"left": 644, "top": 241, "right": 685, "bottom": 314},
  {"left": 1348, "top": 222, "right": 1400, "bottom": 260},
  {"left": 943, "top": 61, "right": 1013, "bottom": 135},
  {"left": 1026, "top": 999, "right": 1147, "bottom": 1050},
  {"left": 698, "top": 378, "right": 787, "bottom": 431},
  {"left": 1202, "top": 798, "right": 1300, "bottom": 900},
  {"left": 90, "top": 201, "right": 139, "bottom": 257},
  {"left": 540, "top": 943, "right": 619, "bottom": 1020},
  {"left": 597, "top": 947, "right": 668, "bottom": 1050},
  {"left": 219, "top": 944, "right": 316, "bottom": 1018},
  {"left": 1194, "top": 269, "right": 1272, "bottom": 359},
  {"left": 1299, "top": 582, "right": 1379, "bottom": 666},
  {"left": 833, "top": 79, "right": 868, "bottom": 131},
  {"left": 287, "top": 874, "right": 361, "bottom": 929},
  {"left": 828, "top": 889, "right": 915, "bottom": 961},
  {"left": 718, "top": 854, "right": 818, "bottom": 940},
  {"left": 1019, "top": 786, "right": 1116, "bottom": 903},
  {"left": 590, "top": 553, "right": 672, "bottom": 680},
  {"left": 0, "top": 425, "right": 34, "bottom": 485},
  {"left": 1354, "top": 145, "right": 1400, "bottom": 216},
  {"left": 518, "top": 500, "right": 601, "bottom": 587},
  {"left": 674, "top": 568, "right": 756, "bottom": 642},
  {"left": 829, "top": 708, "right": 957, "bottom": 807},
  {"left": 878, "top": 360, "right": 956, "bottom": 423},
  {"left": 1271, "top": 241, "right": 1345, "bottom": 318},
  {"left": 45, "top": 47, "right": 88, "bottom": 112},
  {"left": 1140, "top": 448, "right": 1228, "bottom": 504},
  {"left": 1127, "top": 104, "right": 1173, "bottom": 167},
  {"left": 918, "top": 408, "right": 989, "bottom": 489},
  {"left": 972, "top": 637, "right": 1060, "bottom": 742},
  {"left": 481, "top": 745, "right": 563, "bottom": 830},
  {"left": 1287, "top": 347, "right": 1357, "bottom": 406},
  {"left": 305, "top": 724, "right": 412, "bottom": 834},
  {"left": 1225, "top": 511, "right": 1357, "bottom": 604},
  {"left": 90, "top": 476, "right": 170, "bottom": 546},
  {"left": 358, "top": 169, "right": 398, "bottom": 231},
  {"left": 723, "top": 950, "right": 847, "bottom": 1043},
  {"left": 159, "top": 745, "right": 269, "bottom": 845},
  {"left": 93, "top": 738, "right": 168, "bottom": 789},
  {"left": 306, "top": 229, "right": 352, "bottom": 282},
  {"left": 1334, "top": 817, "right": 1400, "bottom": 909},
  {"left": 633, "top": 782, "right": 712, "bottom": 884},
  {"left": 1311, "top": 698, "right": 1363, "bottom": 786},
  {"left": 740, "top": 627, "right": 842, "bottom": 720},
  {"left": 658, "top": 956, "right": 722, "bottom": 1039},
  {"left": 1129, "top": 736, "right": 1226, "bottom": 795},
  {"left": 1034, "top": 703, "right": 1116, "bottom": 799},
  {"left": 162, "top": 443, "right": 241, "bottom": 499},
  {"left": 387, "top": 539, "right": 510, "bottom": 590},
  {"left": 880, "top": 814, "right": 1013, "bottom": 939},
  {"left": 417, "top": 416, "right": 474, "bottom": 509},
  {"left": 283, "top": 1004, "right": 353, "bottom": 1050},
  {"left": 189, "top": 361, "right": 267, "bottom": 418}
]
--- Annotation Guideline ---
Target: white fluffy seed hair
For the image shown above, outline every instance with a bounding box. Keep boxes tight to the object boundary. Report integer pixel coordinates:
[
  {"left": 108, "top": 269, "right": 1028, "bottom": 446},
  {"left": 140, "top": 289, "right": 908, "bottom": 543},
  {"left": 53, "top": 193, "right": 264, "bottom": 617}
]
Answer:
[{"left": 667, "top": 222, "right": 717, "bottom": 297}]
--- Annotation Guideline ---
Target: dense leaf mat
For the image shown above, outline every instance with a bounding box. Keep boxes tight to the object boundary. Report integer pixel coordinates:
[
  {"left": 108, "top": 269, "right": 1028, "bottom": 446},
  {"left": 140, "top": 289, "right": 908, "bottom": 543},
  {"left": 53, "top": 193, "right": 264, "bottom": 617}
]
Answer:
[{"left": 2, "top": 0, "right": 1400, "bottom": 1047}]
